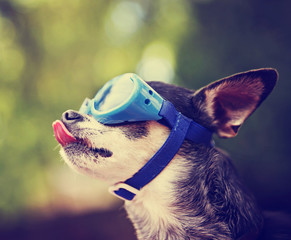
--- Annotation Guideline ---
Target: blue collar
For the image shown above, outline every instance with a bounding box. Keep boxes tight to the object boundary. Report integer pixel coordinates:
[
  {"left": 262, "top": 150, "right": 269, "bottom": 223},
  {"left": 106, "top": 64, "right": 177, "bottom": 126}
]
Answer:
[{"left": 109, "top": 101, "right": 213, "bottom": 201}]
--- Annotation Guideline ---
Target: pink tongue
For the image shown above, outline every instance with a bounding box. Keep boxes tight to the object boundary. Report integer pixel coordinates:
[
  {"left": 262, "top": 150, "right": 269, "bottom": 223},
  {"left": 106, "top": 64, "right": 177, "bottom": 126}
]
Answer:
[{"left": 52, "top": 120, "right": 78, "bottom": 146}]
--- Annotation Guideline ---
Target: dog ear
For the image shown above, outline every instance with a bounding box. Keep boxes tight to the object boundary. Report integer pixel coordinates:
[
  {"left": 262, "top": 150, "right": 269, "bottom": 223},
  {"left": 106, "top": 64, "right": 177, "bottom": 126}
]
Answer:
[{"left": 193, "top": 68, "right": 278, "bottom": 138}]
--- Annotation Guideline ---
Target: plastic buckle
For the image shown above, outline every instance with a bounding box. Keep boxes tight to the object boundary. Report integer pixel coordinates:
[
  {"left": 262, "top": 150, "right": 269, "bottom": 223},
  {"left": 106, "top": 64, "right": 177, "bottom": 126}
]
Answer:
[{"left": 108, "top": 182, "right": 139, "bottom": 201}]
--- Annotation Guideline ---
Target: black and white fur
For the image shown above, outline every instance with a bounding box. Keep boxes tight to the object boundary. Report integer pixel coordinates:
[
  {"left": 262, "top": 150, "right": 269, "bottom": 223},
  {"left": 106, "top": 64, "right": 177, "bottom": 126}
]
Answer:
[{"left": 56, "top": 68, "right": 281, "bottom": 239}]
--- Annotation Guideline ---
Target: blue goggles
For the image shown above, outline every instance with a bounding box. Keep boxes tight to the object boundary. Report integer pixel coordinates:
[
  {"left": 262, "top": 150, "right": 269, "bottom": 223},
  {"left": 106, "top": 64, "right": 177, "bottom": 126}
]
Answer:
[
  {"left": 79, "top": 73, "right": 213, "bottom": 201},
  {"left": 79, "top": 73, "right": 164, "bottom": 124}
]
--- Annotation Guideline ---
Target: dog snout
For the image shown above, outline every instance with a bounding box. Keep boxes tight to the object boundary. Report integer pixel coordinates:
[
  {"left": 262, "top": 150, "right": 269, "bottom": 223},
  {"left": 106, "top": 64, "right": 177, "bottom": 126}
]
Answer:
[{"left": 61, "top": 110, "right": 84, "bottom": 124}]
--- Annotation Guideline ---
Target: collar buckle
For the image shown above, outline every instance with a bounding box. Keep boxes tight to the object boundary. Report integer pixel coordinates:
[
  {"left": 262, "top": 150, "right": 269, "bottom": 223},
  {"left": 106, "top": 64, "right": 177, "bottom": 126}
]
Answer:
[{"left": 108, "top": 182, "right": 139, "bottom": 201}]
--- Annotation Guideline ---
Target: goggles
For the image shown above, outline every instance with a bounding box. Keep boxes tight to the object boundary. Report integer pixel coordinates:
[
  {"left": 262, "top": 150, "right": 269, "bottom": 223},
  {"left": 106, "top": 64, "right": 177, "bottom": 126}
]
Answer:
[
  {"left": 79, "top": 73, "right": 213, "bottom": 201},
  {"left": 79, "top": 73, "right": 164, "bottom": 124}
]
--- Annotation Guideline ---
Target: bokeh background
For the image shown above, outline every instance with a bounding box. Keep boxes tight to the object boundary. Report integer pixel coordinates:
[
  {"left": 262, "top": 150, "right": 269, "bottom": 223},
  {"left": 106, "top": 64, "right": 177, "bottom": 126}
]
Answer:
[{"left": 0, "top": 0, "right": 290, "bottom": 239}]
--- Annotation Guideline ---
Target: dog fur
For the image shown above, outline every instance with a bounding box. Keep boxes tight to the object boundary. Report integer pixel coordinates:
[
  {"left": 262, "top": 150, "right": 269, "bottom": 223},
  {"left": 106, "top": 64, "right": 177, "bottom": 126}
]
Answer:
[{"left": 55, "top": 68, "right": 282, "bottom": 239}]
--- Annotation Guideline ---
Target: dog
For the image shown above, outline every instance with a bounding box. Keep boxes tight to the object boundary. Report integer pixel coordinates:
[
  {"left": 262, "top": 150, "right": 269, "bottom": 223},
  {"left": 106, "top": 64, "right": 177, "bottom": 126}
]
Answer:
[{"left": 53, "top": 68, "right": 285, "bottom": 239}]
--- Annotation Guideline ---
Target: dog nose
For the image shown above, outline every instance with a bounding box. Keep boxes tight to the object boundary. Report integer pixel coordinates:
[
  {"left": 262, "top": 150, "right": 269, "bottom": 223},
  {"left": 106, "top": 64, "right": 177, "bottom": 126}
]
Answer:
[{"left": 61, "top": 110, "right": 84, "bottom": 124}]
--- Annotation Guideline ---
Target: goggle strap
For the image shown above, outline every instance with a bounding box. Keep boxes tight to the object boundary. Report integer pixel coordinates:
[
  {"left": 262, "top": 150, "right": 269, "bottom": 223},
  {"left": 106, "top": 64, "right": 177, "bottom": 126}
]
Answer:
[
  {"left": 160, "top": 101, "right": 212, "bottom": 146},
  {"left": 111, "top": 111, "right": 192, "bottom": 201},
  {"left": 187, "top": 121, "right": 213, "bottom": 146}
]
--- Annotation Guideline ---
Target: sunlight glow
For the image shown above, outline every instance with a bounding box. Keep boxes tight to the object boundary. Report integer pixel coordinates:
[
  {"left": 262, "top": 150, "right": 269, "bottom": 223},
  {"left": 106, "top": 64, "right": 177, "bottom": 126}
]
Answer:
[
  {"left": 105, "top": 1, "right": 144, "bottom": 43},
  {"left": 137, "top": 42, "right": 175, "bottom": 83}
]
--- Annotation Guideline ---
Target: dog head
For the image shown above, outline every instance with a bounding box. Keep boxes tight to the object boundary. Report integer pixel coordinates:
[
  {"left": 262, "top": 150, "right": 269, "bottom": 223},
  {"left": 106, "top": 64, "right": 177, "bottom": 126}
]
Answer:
[{"left": 53, "top": 68, "right": 277, "bottom": 185}]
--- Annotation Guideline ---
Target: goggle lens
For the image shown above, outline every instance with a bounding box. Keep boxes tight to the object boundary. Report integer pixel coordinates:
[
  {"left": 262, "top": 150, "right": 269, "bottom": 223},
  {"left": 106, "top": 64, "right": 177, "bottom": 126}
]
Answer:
[
  {"left": 79, "top": 98, "right": 91, "bottom": 115},
  {"left": 95, "top": 75, "right": 134, "bottom": 112}
]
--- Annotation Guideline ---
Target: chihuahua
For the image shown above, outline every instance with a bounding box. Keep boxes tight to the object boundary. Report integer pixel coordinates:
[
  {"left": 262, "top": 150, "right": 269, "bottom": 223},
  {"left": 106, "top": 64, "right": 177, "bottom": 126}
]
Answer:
[{"left": 53, "top": 68, "right": 280, "bottom": 239}]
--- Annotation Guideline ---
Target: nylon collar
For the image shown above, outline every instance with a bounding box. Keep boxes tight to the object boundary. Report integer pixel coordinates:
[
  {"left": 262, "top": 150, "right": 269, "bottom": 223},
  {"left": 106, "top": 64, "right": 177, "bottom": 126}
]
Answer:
[{"left": 109, "top": 101, "right": 213, "bottom": 201}]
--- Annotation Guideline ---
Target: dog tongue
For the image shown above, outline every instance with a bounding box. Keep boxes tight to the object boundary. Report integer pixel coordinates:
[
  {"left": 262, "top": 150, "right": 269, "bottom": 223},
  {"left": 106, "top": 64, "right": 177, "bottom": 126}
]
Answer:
[{"left": 52, "top": 120, "right": 78, "bottom": 146}]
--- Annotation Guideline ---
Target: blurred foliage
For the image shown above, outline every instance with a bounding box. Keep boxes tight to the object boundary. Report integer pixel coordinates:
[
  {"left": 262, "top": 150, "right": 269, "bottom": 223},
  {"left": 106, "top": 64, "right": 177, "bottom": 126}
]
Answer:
[
  {"left": 0, "top": 0, "right": 191, "bottom": 217},
  {"left": 0, "top": 0, "right": 290, "bottom": 220}
]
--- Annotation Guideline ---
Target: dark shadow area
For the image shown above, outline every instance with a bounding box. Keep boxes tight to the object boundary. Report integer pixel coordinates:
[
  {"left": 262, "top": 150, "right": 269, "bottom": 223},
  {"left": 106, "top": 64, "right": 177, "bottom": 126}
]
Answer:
[{"left": 0, "top": 209, "right": 137, "bottom": 240}]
